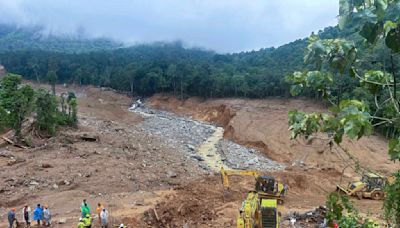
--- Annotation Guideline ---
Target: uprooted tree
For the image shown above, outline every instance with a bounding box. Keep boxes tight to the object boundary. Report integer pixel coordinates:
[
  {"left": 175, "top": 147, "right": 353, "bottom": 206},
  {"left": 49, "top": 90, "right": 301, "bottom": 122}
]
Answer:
[{"left": 286, "top": 0, "right": 400, "bottom": 225}]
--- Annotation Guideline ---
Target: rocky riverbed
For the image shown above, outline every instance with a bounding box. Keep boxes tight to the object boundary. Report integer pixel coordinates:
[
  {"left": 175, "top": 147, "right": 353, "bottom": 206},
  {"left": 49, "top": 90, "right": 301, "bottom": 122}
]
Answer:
[{"left": 130, "top": 105, "right": 284, "bottom": 172}]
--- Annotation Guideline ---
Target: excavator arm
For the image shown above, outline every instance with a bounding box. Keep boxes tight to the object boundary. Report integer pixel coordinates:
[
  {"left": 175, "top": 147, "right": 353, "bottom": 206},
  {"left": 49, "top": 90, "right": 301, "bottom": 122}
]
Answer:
[{"left": 221, "top": 167, "right": 261, "bottom": 190}]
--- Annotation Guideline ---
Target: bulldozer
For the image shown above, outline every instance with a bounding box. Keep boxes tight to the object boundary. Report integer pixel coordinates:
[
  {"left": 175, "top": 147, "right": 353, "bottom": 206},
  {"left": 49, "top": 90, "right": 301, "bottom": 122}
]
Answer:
[
  {"left": 336, "top": 172, "right": 393, "bottom": 200},
  {"left": 220, "top": 167, "right": 287, "bottom": 228}
]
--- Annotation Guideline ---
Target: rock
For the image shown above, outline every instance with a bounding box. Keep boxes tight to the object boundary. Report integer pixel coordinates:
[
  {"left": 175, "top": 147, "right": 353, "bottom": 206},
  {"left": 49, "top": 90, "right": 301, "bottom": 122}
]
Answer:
[
  {"left": 58, "top": 218, "right": 67, "bottom": 224},
  {"left": 7, "top": 157, "right": 26, "bottom": 166},
  {"left": 187, "top": 144, "right": 196, "bottom": 151},
  {"left": 166, "top": 170, "right": 178, "bottom": 178},
  {"left": 134, "top": 199, "right": 145, "bottom": 206},
  {"left": 191, "top": 155, "right": 204, "bottom": 161},
  {"left": 41, "top": 163, "right": 53, "bottom": 168},
  {"left": 246, "top": 157, "right": 259, "bottom": 166},
  {"left": 52, "top": 184, "right": 59, "bottom": 190},
  {"left": 30, "top": 181, "right": 39, "bottom": 186}
]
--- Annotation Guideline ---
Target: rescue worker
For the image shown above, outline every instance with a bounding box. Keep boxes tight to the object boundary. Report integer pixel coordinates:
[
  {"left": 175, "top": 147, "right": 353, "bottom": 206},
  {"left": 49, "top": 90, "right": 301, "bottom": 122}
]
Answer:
[
  {"left": 82, "top": 213, "right": 92, "bottom": 228},
  {"left": 22, "top": 205, "right": 31, "bottom": 227},
  {"left": 33, "top": 204, "right": 43, "bottom": 226},
  {"left": 96, "top": 203, "right": 104, "bottom": 225},
  {"left": 8, "top": 208, "right": 16, "bottom": 228},
  {"left": 43, "top": 205, "right": 51, "bottom": 226},
  {"left": 81, "top": 201, "right": 91, "bottom": 218},
  {"left": 77, "top": 218, "right": 85, "bottom": 228},
  {"left": 100, "top": 208, "right": 109, "bottom": 228}
]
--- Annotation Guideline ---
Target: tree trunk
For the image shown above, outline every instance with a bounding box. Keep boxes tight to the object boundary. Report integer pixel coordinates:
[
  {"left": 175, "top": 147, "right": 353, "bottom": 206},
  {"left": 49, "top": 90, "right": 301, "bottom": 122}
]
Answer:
[
  {"left": 180, "top": 76, "right": 183, "bottom": 100},
  {"left": 391, "top": 53, "right": 397, "bottom": 103},
  {"left": 51, "top": 84, "right": 56, "bottom": 96},
  {"left": 35, "top": 71, "right": 40, "bottom": 83},
  {"left": 130, "top": 80, "right": 134, "bottom": 94}
]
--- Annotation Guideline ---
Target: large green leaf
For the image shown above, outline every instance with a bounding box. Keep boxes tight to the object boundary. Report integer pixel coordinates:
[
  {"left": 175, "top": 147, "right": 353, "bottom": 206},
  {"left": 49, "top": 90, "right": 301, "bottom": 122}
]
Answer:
[
  {"left": 359, "top": 22, "right": 383, "bottom": 43},
  {"left": 339, "top": 0, "right": 352, "bottom": 29},
  {"left": 374, "top": 0, "right": 388, "bottom": 19},
  {"left": 386, "top": 26, "right": 400, "bottom": 53}
]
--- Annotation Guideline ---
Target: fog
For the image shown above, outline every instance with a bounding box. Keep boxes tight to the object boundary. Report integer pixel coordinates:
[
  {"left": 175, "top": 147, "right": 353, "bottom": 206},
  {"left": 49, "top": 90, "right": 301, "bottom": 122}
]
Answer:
[{"left": 0, "top": 0, "right": 339, "bottom": 53}]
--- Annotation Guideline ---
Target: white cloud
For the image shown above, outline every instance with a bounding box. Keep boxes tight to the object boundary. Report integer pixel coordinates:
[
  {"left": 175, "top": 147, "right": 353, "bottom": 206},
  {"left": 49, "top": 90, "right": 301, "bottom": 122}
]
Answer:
[{"left": 0, "top": 0, "right": 339, "bottom": 52}]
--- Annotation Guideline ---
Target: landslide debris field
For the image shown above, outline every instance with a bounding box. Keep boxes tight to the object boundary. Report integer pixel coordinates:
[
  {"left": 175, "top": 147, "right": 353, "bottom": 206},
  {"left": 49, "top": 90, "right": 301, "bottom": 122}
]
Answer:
[{"left": 0, "top": 86, "right": 397, "bottom": 227}]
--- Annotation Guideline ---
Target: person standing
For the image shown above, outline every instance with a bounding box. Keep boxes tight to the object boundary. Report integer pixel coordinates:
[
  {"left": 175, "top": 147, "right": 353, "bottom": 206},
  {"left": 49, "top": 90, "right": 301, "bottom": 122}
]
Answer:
[
  {"left": 22, "top": 205, "right": 31, "bottom": 227},
  {"left": 100, "top": 208, "right": 108, "bottom": 228},
  {"left": 82, "top": 213, "right": 92, "bottom": 228},
  {"left": 43, "top": 205, "right": 51, "bottom": 226},
  {"left": 81, "top": 200, "right": 90, "bottom": 218},
  {"left": 77, "top": 218, "right": 85, "bottom": 228},
  {"left": 7, "top": 208, "right": 16, "bottom": 228},
  {"left": 33, "top": 204, "right": 43, "bottom": 226},
  {"left": 96, "top": 203, "right": 104, "bottom": 225}
]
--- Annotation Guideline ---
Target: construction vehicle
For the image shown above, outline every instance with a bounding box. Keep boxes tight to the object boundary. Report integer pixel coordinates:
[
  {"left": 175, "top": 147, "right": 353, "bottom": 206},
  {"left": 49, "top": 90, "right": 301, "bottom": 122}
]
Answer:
[
  {"left": 236, "top": 191, "right": 280, "bottom": 228},
  {"left": 336, "top": 172, "right": 393, "bottom": 200},
  {"left": 220, "top": 167, "right": 287, "bottom": 228},
  {"left": 220, "top": 167, "right": 287, "bottom": 204}
]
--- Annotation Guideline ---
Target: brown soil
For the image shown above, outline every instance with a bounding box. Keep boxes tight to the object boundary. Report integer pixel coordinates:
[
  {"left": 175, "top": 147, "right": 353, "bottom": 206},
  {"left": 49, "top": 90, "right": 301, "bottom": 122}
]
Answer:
[
  {"left": 0, "top": 88, "right": 396, "bottom": 227},
  {"left": 148, "top": 94, "right": 398, "bottom": 224}
]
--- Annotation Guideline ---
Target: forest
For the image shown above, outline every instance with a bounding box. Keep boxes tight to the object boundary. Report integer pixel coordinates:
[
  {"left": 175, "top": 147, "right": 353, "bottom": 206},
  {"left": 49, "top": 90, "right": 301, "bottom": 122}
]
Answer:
[
  {"left": 0, "top": 23, "right": 398, "bottom": 103},
  {"left": 0, "top": 25, "right": 330, "bottom": 98}
]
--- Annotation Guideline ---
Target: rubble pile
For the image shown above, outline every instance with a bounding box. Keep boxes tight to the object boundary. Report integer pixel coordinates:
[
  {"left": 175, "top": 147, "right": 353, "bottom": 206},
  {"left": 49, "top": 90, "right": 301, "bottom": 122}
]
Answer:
[{"left": 284, "top": 206, "right": 327, "bottom": 227}]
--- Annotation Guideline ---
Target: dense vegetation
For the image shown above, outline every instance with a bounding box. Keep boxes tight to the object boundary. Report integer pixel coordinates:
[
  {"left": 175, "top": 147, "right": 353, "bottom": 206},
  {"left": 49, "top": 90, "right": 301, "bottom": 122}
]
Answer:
[
  {"left": 286, "top": 0, "right": 400, "bottom": 225},
  {"left": 0, "top": 22, "right": 396, "bottom": 104},
  {"left": 0, "top": 74, "right": 78, "bottom": 141},
  {"left": 0, "top": 26, "right": 356, "bottom": 99},
  {"left": 0, "top": 24, "right": 121, "bottom": 53}
]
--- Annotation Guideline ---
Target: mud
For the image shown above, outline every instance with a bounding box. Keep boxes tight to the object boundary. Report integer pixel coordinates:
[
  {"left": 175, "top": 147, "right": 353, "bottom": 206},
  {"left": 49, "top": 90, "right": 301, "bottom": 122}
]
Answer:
[{"left": 0, "top": 87, "right": 396, "bottom": 227}]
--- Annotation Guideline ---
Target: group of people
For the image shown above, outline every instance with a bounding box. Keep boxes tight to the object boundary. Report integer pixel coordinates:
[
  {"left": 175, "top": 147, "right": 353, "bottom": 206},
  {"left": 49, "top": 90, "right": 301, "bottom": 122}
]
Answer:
[
  {"left": 7, "top": 204, "right": 51, "bottom": 228},
  {"left": 77, "top": 199, "right": 113, "bottom": 228},
  {"left": 8, "top": 199, "right": 128, "bottom": 228}
]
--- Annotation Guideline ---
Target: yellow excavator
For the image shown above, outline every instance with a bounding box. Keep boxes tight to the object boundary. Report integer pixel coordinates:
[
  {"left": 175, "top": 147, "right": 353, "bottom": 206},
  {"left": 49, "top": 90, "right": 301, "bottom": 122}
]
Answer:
[
  {"left": 336, "top": 172, "right": 394, "bottom": 200},
  {"left": 221, "top": 167, "right": 287, "bottom": 204},
  {"left": 220, "top": 167, "right": 287, "bottom": 228}
]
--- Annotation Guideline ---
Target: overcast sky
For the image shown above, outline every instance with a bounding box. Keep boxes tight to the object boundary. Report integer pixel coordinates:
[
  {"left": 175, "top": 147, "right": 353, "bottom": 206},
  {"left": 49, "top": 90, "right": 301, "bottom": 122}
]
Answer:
[{"left": 0, "top": 0, "right": 339, "bottom": 53}]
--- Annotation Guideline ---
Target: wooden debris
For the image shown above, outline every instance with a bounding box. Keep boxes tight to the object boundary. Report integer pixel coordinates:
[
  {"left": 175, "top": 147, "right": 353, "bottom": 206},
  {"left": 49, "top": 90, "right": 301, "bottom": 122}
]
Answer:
[
  {"left": 1, "top": 136, "right": 28, "bottom": 149},
  {"left": 153, "top": 208, "right": 160, "bottom": 221}
]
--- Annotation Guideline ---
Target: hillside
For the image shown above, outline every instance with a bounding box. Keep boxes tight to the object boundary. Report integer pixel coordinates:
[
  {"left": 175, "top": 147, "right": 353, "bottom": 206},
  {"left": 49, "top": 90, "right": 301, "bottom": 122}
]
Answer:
[
  {"left": 0, "top": 86, "right": 394, "bottom": 227},
  {"left": 0, "top": 26, "right": 348, "bottom": 99},
  {"left": 0, "top": 24, "right": 122, "bottom": 53}
]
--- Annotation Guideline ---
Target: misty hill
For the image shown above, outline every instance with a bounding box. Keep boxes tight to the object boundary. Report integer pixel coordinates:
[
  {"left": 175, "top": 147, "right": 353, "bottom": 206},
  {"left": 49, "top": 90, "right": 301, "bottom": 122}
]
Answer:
[
  {"left": 0, "top": 24, "right": 122, "bottom": 53},
  {"left": 0, "top": 25, "right": 357, "bottom": 99}
]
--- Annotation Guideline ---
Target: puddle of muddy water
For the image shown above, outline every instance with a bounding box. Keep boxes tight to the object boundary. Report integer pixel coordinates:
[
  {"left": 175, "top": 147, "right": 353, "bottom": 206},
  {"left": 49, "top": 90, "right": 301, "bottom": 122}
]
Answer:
[{"left": 197, "top": 126, "right": 228, "bottom": 172}]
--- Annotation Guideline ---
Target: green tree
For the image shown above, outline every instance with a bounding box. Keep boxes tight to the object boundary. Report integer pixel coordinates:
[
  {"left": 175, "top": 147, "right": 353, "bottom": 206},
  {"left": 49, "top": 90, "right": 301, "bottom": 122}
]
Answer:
[
  {"left": 0, "top": 74, "right": 35, "bottom": 139},
  {"left": 286, "top": 0, "right": 400, "bottom": 224},
  {"left": 47, "top": 70, "right": 57, "bottom": 95},
  {"left": 67, "top": 92, "right": 78, "bottom": 126},
  {"left": 35, "top": 89, "right": 58, "bottom": 135}
]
